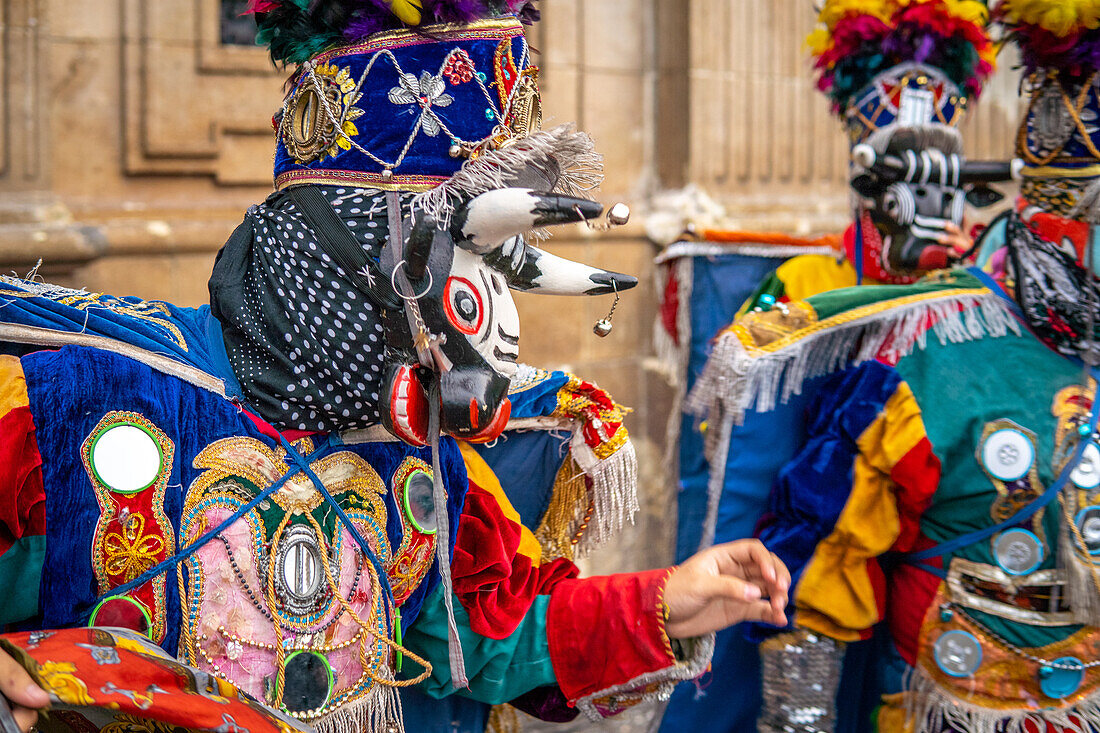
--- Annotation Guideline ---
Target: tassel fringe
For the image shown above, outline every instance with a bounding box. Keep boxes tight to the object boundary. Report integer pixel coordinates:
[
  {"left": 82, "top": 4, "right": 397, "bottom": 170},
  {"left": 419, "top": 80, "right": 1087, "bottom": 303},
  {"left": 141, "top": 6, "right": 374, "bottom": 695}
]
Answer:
[
  {"left": 906, "top": 665, "right": 1100, "bottom": 733},
  {"left": 313, "top": 683, "right": 403, "bottom": 733},
  {"left": 572, "top": 436, "right": 639, "bottom": 558},
  {"left": 686, "top": 291, "right": 1021, "bottom": 432}
]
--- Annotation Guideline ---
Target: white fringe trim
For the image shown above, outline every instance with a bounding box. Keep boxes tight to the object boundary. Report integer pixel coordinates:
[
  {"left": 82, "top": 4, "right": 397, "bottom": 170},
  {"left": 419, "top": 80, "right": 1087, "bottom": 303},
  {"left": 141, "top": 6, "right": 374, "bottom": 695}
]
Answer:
[
  {"left": 906, "top": 665, "right": 1100, "bottom": 733},
  {"left": 313, "top": 682, "right": 403, "bottom": 733},
  {"left": 412, "top": 124, "right": 603, "bottom": 230},
  {"left": 685, "top": 291, "right": 1021, "bottom": 429},
  {"left": 571, "top": 433, "right": 640, "bottom": 558}
]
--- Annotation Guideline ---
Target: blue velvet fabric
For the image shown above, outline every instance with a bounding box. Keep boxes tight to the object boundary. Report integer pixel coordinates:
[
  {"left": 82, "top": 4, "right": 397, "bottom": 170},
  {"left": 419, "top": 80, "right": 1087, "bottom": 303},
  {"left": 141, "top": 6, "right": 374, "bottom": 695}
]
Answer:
[
  {"left": 20, "top": 345, "right": 468, "bottom": 655},
  {"left": 749, "top": 360, "right": 901, "bottom": 641},
  {"left": 505, "top": 370, "right": 570, "bottom": 421},
  {"left": 272, "top": 19, "right": 531, "bottom": 188},
  {"left": 472, "top": 429, "right": 569, "bottom": 529},
  {"left": 0, "top": 279, "right": 224, "bottom": 379},
  {"left": 659, "top": 250, "right": 804, "bottom": 733}
]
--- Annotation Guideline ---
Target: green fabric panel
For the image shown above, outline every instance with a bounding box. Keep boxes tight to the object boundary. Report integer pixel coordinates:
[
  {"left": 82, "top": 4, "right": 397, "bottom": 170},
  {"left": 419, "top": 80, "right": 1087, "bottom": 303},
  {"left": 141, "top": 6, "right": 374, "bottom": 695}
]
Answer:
[
  {"left": 737, "top": 272, "right": 786, "bottom": 317},
  {"left": 805, "top": 269, "right": 985, "bottom": 321},
  {"left": 894, "top": 330, "right": 1083, "bottom": 648},
  {"left": 402, "top": 585, "right": 556, "bottom": 704},
  {"left": 0, "top": 536, "right": 45, "bottom": 624}
]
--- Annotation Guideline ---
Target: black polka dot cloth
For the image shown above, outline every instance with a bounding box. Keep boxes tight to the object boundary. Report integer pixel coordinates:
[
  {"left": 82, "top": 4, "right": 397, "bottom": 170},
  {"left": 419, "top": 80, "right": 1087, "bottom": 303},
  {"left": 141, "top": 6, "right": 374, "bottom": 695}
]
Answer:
[{"left": 211, "top": 186, "right": 414, "bottom": 433}]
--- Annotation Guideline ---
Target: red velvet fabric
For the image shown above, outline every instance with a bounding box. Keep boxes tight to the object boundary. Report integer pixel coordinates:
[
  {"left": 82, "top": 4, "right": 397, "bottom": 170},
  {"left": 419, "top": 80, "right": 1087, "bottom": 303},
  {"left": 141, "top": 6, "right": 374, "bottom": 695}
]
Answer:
[
  {"left": 546, "top": 569, "right": 676, "bottom": 702},
  {"left": 889, "top": 436, "right": 940, "bottom": 552},
  {"left": 0, "top": 405, "right": 47, "bottom": 554},
  {"left": 451, "top": 482, "right": 578, "bottom": 639},
  {"left": 888, "top": 537, "right": 942, "bottom": 667}
]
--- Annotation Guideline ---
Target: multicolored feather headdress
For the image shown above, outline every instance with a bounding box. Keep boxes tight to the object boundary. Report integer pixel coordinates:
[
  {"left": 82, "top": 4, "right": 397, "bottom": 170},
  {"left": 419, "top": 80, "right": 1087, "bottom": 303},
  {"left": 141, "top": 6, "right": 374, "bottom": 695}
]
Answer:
[
  {"left": 247, "top": 0, "right": 540, "bottom": 65},
  {"left": 808, "top": 0, "right": 995, "bottom": 145}
]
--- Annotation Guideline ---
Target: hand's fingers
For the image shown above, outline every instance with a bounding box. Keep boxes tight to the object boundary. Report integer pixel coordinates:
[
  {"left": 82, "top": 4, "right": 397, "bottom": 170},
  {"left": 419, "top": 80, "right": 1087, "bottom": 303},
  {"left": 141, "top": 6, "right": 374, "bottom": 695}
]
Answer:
[
  {"left": 705, "top": 574, "right": 763, "bottom": 604},
  {"left": 12, "top": 705, "right": 38, "bottom": 733},
  {"left": 715, "top": 540, "right": 776, "bottom": 584},
  {"left": 737, "top": 599, "right": 784, "bottom": 625},
  {"left": 0, "top": 653, "right": 47, "bottom": 712}
]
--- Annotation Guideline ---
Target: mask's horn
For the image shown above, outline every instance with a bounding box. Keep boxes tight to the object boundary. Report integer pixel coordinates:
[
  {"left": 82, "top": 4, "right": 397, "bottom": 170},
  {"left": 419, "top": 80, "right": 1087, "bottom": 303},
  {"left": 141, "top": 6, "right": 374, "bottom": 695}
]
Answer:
[
  {"left": 404, "top": 212, "right": 437, "bottom": 282},
  {"left": 486, "top": 238, "right": 638, "bottom": 296},
  {"left": 451, "top": 188, "right": 603, "bottom": 254}
]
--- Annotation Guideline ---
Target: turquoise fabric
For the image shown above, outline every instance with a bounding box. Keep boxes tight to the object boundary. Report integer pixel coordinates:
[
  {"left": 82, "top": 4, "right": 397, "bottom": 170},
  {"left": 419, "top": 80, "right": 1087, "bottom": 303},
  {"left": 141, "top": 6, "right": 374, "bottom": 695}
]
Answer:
[{"left": 403, "top": 585, "right": 556, "bottom": 704}]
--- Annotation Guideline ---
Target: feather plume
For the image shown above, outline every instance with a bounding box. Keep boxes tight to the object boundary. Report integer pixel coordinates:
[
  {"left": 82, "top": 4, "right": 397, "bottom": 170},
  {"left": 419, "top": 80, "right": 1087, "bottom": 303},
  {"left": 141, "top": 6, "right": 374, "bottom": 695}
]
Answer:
[
  {"left": 249, "top": 0, "right": 539, "bottom": 65},
  {"left": 808, "top": 0, "right": 994, "bottom": 112},
  {"left": 999, "top": 0, "right": 1100, "bottom": 73}
]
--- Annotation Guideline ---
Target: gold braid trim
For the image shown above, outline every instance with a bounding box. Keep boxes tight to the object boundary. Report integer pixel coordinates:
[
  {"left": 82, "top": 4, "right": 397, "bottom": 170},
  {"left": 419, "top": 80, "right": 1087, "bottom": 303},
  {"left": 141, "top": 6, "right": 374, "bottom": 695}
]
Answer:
[{"left": 532, "top": 456, "right": 591, "bottom": 562}]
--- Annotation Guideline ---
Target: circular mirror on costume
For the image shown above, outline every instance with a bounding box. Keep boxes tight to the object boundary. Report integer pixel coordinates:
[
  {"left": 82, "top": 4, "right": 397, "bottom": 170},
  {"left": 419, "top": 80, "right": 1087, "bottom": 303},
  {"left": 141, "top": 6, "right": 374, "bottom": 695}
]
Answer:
[
  {"left": 89, "top": 595, "right": 152, "bottom": 639},
  {"left": 283, "top": 650, "right": 334, "bottom": 713},
  {"left": 981, "top": 428, "right": 1034, "bottom": 482},
  {"left": 1076, "top": 507, "right": 1100, "bottom": 556},
  {"left": 90, "top": 423, "right": 164, "bottom": 494},
  {"left": 1072, "top": 443, "right": 1100, "bottom": 490},
  {"left": 403, "top": 470, "right": 437, "bottom": 535}
]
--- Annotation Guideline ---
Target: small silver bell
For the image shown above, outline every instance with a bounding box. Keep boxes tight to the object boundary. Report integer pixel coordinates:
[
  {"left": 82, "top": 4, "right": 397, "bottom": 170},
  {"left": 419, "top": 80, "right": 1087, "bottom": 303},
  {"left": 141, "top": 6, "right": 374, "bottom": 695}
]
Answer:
[
  {"left": 593, "top": 319, "right": 613, "bottom": 337},
  {"left": 381, "top": 167, "right": 394, "bottom": 182},
  {"left": 448, "top": 143, "right": 464, "bottom": 158},
  {"left": 384, "top": 724, "right": 401, "bottom": 733},
  {"left": 607, "top": 202, "right": 631, "bottom": 226}
]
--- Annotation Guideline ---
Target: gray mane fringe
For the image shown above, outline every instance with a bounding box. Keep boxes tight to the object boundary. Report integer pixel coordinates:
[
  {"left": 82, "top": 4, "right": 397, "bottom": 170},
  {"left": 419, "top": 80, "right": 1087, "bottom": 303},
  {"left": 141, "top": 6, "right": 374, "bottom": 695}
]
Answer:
[{"left": 412, "top": 124, "right": 603, "bottom": 229}]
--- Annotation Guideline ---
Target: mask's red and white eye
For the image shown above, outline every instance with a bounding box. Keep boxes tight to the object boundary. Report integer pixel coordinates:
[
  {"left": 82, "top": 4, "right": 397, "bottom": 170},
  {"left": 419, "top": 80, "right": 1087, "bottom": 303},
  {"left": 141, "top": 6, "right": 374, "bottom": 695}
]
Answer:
[{"left": 444, "top": 276, "right": 483, "bottom": 335}]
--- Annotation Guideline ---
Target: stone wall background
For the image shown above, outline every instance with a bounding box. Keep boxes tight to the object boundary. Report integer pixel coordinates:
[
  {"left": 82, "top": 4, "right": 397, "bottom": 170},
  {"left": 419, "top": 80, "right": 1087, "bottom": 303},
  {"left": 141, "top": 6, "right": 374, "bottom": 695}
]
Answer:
[{"left": 0, "top": 1, "right": 1023, "bottom": 729}]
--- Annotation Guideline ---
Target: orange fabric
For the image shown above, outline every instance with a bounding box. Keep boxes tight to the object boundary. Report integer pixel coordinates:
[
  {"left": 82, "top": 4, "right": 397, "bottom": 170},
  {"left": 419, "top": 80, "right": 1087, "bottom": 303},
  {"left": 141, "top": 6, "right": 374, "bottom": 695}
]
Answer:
[
  {"left": 0, "top": 355, "right": 29, "bottom": 418},
  {"left": 699, "top": 229, "right": 843, "bottom": 250}
]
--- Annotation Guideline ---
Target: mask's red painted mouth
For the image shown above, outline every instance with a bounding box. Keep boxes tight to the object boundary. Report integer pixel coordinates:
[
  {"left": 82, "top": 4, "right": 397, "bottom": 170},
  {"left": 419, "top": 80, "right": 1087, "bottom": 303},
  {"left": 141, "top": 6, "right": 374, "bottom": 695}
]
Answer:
[{"left": 458, "top": 398, "right": 511, "bottom": 443}]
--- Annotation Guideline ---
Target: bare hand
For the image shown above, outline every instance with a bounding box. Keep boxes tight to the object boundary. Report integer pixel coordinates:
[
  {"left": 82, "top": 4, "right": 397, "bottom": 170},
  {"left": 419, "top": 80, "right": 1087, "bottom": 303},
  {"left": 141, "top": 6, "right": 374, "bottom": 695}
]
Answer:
[
  {"left": 937, "top": 222, "right": 973, "bottom": 259},
  {"left": 0, "top": 649, "right": 48, "bottom": 732},
  {"left": 663, "top": 539, "right": 790, "bottom": 640}
]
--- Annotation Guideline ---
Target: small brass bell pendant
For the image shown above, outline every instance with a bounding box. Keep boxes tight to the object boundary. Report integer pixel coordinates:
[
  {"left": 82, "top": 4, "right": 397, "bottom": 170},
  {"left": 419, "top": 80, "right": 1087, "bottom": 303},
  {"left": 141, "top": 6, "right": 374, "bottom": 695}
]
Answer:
[{"left": 593, "top": 283, "right": 620, "bottom": 338}]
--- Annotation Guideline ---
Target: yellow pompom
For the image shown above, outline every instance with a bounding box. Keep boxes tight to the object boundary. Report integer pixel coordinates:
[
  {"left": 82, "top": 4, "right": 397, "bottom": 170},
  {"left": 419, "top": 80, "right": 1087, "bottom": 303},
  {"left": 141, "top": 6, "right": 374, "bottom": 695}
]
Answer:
[
  {"left": 388, "top": 0, "right": 423, "bottom": 26},
  {"left": 818, "top": 0, "right": 892, "bottom": 30}
]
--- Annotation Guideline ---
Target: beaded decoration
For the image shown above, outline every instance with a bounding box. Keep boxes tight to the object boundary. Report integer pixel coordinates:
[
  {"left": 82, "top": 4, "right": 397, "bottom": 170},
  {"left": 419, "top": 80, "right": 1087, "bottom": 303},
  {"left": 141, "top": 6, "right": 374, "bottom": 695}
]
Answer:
[
  {"left": 81, "top": 412, "right": 176, "bottom": 643},
  {"left": 177, "top": 436, "right": 420, "bottom": 729},
  {"left": 385, "top": 458, "right": 437, "bottom": 606}
]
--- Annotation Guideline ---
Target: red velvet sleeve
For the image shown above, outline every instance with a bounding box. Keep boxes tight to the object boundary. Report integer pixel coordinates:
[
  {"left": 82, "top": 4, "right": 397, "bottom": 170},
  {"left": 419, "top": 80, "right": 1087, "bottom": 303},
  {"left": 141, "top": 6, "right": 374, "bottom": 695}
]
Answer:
[
  {"left": 546, "top": 569, "right": 680, "bottom": 703},
  {"left": 450, "top": 481, "right": 578, "bottom": 639}
]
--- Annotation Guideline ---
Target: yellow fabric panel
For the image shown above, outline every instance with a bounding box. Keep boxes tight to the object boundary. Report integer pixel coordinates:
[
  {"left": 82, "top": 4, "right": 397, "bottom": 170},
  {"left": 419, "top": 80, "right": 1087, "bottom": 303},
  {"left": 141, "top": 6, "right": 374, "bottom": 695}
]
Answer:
[
  {"left": 875, "top": 693, "right": 915, "bottom": 733},
  {"left": 795, "top": 384, "right": 928, "bottom": 639},
  {"left": 775, "top": 254, "right": 859, "bottom": 301},
  {"left": 0, "top": 355, "right": 29, "bottom": 418},
  {"left": 458, "top": 441, "right": 543, "bottom": 564}
]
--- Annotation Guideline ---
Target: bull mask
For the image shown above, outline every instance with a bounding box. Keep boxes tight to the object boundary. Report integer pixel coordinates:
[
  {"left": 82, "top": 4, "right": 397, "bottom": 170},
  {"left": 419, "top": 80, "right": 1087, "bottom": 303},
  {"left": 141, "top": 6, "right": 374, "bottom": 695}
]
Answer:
[{"left": 379, "top": 188, "right": 636, "bottom": 446}]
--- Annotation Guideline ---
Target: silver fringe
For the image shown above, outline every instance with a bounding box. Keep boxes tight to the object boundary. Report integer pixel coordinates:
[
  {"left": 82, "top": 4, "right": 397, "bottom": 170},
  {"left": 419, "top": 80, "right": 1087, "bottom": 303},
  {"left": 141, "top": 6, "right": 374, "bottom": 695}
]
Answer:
[
  {"left": 572, "top": 434, "right": 640, "bottom": 558},
  {"left": 906, "top": 664, "right": 1100, "bottom": 733},
  {"left": 686, "top": 291, "right": 1022, "bottom": 430},
  {"left": 313, "top": 683, "right": 403, "bottom": 733}
]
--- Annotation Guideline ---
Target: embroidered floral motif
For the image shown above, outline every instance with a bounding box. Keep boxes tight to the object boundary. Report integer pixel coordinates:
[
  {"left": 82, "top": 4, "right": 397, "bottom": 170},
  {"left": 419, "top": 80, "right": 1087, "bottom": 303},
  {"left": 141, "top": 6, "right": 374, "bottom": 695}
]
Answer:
[
  {"left": 442, "top": 50, "right": 475, "bottom": 85},
  {"left": 387, "top": 71, "right": 454, "bottom": 137},
  {"left": 103, "top": 515, "right": 165, "bottom": 582},
  {"left": 82, "top": 412, "right": 175, "bottom": 643}
]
